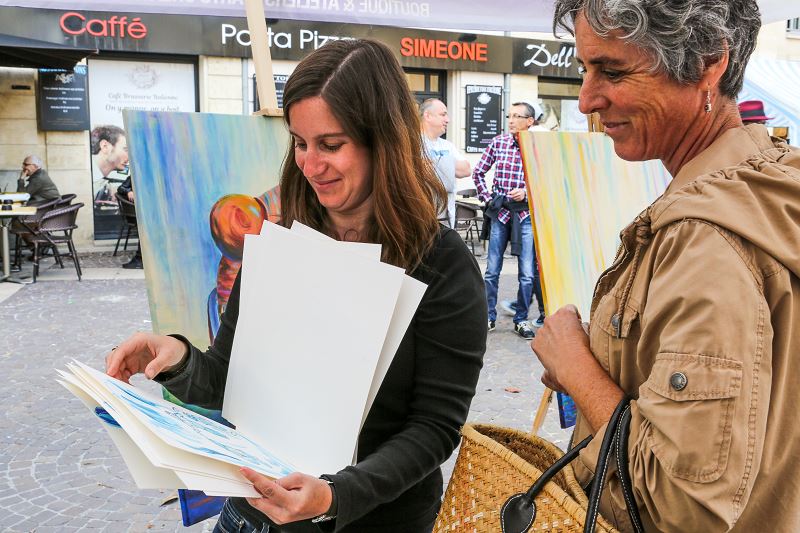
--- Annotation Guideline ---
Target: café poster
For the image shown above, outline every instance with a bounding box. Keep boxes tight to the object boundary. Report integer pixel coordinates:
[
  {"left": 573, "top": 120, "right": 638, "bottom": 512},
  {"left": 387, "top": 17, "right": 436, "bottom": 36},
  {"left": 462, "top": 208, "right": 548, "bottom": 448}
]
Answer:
[{"left": 87, "top": 57, "right": 196, "bottom": 239}]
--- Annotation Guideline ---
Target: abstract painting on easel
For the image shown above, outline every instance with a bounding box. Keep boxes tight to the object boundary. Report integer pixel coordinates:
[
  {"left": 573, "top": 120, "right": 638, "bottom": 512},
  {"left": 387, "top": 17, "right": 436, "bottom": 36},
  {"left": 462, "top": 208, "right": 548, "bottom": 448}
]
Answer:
[
  {"left": 519, "top": 131, "right": 670, "bottom": 319},
  {"left": 124, "top": 110, "right": 287, "bottom": 347}
]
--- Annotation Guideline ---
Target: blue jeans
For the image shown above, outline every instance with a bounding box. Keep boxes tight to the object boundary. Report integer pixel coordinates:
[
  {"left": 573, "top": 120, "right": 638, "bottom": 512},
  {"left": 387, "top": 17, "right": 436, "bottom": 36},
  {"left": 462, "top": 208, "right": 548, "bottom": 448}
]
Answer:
[
  {"left": 485, "top": 216, "right": 533, "bottom": 323},
  {"left": 213, "top": 499, "right": 270, "bottom": 533}
]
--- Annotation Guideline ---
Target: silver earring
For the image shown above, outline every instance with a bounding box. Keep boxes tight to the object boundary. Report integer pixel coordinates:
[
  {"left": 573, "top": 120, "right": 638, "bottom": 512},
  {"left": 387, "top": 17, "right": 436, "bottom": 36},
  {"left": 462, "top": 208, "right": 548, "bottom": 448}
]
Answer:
[{"left": 704, "top": 87, "right": 712, "bottom": 114}]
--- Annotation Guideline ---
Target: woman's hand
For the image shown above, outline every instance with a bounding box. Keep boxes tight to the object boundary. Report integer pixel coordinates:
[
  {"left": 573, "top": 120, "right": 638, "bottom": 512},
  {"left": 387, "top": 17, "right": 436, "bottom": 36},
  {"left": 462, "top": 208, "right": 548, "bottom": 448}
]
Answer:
[
  {"left": 105, "top": 332, "right": 187, "bottom": 383},
  {"left": 240, "top": 469, "right": 332, "bottom": 525},
  {"left": 531, "top": 305, "right": 594, "bottom": 393},
  {"left": 532, "top": 305, "right": 624, "bottom": 432}
]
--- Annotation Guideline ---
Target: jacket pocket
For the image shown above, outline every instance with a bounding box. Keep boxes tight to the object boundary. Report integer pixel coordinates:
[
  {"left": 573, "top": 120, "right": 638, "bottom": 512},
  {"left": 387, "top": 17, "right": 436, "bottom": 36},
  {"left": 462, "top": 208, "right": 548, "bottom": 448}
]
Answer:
[{"left": 639, "top": 352, "right": 743, "bottom": 483}]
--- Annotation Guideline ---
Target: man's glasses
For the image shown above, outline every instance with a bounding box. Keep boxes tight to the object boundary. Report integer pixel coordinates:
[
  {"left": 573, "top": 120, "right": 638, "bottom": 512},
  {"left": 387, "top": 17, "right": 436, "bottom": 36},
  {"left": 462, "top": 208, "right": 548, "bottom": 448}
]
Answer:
[{"left": 506, "top": 114, "right": 531, "bottom": 120}]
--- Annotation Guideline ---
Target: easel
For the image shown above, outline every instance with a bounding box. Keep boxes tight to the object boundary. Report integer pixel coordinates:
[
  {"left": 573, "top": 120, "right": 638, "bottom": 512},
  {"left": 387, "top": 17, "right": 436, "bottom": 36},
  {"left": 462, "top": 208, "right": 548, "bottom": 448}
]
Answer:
[
  {"left": 244, "top": 0, "right": 282, "bottom": 118},
  {"left": 530, "top": 112, "right": 604, "bottom": 435}
]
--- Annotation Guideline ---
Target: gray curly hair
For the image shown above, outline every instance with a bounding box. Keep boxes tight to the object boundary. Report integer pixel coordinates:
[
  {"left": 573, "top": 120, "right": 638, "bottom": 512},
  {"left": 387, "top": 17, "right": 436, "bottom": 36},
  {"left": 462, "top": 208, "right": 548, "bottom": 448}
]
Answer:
[{"left": 553, "top": 0, "right": 761, "bottom": 99}]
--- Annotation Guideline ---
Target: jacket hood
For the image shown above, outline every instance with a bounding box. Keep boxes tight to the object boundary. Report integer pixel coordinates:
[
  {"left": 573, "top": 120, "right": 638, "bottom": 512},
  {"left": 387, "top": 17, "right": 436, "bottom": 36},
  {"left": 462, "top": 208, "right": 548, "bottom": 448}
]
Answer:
[{"left": 648, "top": 124, "right": 800, "bottom": 278}]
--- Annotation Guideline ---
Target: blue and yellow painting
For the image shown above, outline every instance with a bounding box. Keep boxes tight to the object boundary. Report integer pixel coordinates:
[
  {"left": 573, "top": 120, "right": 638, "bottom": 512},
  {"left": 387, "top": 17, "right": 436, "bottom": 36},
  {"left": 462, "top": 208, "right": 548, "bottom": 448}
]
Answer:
[{"left": 123, "top": 110, "right": 286, "bottom": 348}]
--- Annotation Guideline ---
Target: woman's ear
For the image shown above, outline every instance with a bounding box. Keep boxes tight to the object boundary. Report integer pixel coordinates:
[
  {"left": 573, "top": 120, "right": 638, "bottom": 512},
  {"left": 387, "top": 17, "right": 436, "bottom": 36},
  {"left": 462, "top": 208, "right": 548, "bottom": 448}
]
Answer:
[{"left": 699, "top": 41, "right": 730, "bottom": 91}]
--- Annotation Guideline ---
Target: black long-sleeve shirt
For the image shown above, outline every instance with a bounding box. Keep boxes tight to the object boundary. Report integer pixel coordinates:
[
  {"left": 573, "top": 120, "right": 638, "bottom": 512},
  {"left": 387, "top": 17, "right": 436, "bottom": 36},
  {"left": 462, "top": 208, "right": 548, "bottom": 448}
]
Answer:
[{"left": 156, "top": 227, "right": 487, "bottom": 532}]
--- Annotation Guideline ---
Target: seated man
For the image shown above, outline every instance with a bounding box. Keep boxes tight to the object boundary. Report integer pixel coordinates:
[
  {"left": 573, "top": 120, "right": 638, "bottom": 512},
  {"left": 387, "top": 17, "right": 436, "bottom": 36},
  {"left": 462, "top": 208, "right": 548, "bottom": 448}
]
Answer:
[{"left": 18, "top": 155, "right": 60, "bottom": 203}]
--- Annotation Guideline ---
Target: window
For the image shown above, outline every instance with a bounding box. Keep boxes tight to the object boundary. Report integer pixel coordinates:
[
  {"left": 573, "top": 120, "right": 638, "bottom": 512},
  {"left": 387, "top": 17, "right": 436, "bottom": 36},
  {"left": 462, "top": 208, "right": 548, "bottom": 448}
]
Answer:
[{"left": 788, "top": 18, "right": 800, "bottom": 35}]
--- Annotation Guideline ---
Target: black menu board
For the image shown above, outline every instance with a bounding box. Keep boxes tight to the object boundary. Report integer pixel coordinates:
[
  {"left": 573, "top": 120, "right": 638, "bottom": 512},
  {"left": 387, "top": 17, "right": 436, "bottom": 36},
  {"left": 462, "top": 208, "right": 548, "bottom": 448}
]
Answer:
[
  {"left": 254, "top": 74, "right": 289, "bottom": 111},
  {"left": 37, "top": 66, "right": 89, "bottom": 131},
  {"left": 465, "top": 85, "right": 502, "bottom": 153}
]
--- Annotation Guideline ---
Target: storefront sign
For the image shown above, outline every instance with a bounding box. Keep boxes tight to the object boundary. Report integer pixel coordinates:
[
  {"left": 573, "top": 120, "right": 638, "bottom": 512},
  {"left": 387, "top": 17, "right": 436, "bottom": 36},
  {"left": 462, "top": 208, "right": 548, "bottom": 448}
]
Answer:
[
  {"left": 0, "top": 0, "right": 557, "bottom": 33},
  {"left": 465, "top": 85, "right": 502, "bottom": 154},
  {"left": 59, "top": 11, "right": 148, "bottom": 39},
  {"left": 37, "top": 65, "right": 90, "bottom": 131},
  {"left": 512, "top": 40, "right": 581, "bottom": 79},
  {"left": 0, "top": 7, "right": 582, "bottom": 75},
  {"left": 400, "top": 38, "right": 488, "bottom": 62}
]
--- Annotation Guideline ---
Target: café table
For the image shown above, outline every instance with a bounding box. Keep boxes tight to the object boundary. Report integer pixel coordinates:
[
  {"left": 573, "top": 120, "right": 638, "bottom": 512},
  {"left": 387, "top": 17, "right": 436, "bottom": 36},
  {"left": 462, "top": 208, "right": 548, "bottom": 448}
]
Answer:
[{"left": 0, "top": 205, "right": 36, "bottom": 283}]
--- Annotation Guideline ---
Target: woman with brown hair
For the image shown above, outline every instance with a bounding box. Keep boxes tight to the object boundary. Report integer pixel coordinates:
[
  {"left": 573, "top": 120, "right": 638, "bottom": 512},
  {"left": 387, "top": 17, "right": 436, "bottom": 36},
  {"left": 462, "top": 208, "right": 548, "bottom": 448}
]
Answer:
[{"left": 106, "top": 38, "right": 487, "bottom": 532}]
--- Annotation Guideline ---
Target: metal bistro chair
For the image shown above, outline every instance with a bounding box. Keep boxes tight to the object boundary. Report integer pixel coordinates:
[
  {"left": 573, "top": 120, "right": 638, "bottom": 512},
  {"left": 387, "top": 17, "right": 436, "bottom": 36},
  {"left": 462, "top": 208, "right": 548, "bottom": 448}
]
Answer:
[
  {"left": 454, "top": 200, "right": 484, "bottom": 255},
  {"left": 114, "top": 195, "right": 139, "bottom": 256},
  {"left": 10, "top": 197, "right": 61, "bottom": 268},
  {"left": 29, "top": 202, "right": 83, "bottom": 283}
]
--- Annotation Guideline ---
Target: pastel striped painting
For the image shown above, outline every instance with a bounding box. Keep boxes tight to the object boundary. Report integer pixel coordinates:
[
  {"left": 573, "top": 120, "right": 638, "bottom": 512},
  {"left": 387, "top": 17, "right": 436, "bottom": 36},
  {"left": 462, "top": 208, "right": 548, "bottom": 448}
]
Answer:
[
  {"left": 123, "top": 110, "right": 286, "bottom": 349},
  {"left": 519, "top": 131, "right": 671, "bottom": 318}
]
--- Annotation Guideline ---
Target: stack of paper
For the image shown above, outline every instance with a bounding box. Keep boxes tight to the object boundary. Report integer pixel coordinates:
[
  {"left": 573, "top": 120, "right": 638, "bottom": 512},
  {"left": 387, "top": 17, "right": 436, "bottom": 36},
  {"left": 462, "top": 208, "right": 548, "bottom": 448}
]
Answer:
[{"left": 59, "top": 222, "right": 427, "bottom": 496}]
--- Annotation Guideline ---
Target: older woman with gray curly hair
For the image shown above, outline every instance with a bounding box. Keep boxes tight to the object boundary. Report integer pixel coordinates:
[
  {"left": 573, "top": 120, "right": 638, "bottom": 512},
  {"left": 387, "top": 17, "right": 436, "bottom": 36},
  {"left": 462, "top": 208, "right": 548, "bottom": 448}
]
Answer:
[{"left": 532, "top": 0, "right": 800, "bottom": 531}]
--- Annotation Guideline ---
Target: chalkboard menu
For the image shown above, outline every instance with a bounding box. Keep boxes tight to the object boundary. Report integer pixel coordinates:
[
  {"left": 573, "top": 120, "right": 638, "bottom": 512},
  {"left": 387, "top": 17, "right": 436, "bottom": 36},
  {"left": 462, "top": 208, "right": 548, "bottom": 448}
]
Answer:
[
  {"left": 37, "top": 66, "right": 89, "bottom": 131},
  {"left": 254, "top": 74, "right": 289, "bottom": 111},
  {"left": 465, "top": 85, "right": 502, "bottom": 153}
]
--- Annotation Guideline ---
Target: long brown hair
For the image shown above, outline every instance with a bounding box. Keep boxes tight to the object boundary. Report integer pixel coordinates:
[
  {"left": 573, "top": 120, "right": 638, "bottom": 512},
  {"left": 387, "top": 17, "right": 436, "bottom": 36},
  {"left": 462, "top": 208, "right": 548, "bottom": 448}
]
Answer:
[{"left": 278, "top": 38, "right": 446, "bottom": 272}]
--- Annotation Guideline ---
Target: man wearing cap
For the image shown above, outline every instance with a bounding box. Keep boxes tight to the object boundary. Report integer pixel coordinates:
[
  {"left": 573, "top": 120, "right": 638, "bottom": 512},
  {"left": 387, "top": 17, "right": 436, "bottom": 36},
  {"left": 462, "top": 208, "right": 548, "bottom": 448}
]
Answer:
[
  {"left": 738, "top": 100, "right": 772, "bottom": 125},
  {"left": 472, "top": 101, "right": 539, "bottom": 339}
]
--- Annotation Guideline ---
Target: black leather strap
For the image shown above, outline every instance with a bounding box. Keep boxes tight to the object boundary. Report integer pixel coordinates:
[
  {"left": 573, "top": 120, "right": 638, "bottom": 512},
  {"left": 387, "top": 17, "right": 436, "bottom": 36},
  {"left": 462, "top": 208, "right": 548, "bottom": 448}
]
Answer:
[
  {"left": 584, "top": 399, "right": 628, "bottom": 532},
  {"left": 499, "top": 397, "right": 642, "bottom": 533},
  {"left": 615, "top": 404, "right": 644, "bottom": 533},
  {"left": 500, "top": 435, "right": 592, "bottom": 533}
]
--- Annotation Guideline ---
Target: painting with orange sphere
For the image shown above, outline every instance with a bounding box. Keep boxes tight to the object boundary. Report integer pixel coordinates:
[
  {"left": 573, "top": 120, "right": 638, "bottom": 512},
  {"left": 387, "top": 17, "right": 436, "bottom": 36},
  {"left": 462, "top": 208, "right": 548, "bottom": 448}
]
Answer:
[{"left": 123, "top": 110, "right": 287, "bottom": 348}]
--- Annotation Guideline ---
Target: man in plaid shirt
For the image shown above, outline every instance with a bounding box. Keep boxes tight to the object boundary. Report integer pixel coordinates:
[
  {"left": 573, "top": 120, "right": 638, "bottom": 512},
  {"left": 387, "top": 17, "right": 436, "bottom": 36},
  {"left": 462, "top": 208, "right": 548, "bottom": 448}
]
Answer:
[{"left": 472, "top": 102, "right": 538, "bottom": 339}]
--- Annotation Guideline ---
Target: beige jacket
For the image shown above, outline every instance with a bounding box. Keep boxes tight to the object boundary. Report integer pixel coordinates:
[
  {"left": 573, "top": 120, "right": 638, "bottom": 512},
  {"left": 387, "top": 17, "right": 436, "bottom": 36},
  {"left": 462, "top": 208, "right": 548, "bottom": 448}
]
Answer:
[{"left": 572, "top": 124, "right": 800, "bottom": 532}]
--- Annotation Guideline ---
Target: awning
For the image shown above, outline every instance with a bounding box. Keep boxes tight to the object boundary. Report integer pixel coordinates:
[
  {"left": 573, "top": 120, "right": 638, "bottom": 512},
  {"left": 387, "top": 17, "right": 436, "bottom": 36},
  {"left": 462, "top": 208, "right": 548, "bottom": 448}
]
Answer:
[
  {"left": 0, "top": 33, "right": 97, "bottom": 69},
  {"left": 739, "top": 57, "right": 800, "bottom": 143},
  {"left": 0, "top": 0, "right": 796, "bottom": 33}
]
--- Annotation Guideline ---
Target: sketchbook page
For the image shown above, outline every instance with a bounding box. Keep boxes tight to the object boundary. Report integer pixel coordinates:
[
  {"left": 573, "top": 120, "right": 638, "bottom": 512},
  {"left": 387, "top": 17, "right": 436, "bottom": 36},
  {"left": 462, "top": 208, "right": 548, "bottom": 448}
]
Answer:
[
  {"left": 285, "top": 222, "right": 427, "bottom": 427},
  {"left": 61, "top": 369, "right": 256, "bottom": 496},
  {"left": 224, "top": 224, "right": 404, "bottom": 476},
  {"left": 71, "top": 362, "right": 296, "bottom": 481},
  {"left": 288, "top": 221, "right": 382, "bottom": 261},
  {"left": 63, "top": 365, "right": 257, "bottom": 494},
  {"left": 173, "top": 471, "right": 258, "bottom": 498},
  {"left": 286, "top": 222, "right": 424, "bottom": 426},
  {"left": 57, "top": 377, "right": 184, "bottom": 490},
  {"left": 361, "top": 275, "right": 427, "bottom": 425}
]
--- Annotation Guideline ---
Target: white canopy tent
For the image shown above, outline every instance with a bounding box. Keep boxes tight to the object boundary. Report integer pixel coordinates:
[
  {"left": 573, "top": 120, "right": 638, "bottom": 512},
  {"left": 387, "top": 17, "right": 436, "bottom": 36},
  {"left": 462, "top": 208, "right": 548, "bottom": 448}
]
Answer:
[{"left": 740, "top": 57, "right": 800, "bottom": 143}]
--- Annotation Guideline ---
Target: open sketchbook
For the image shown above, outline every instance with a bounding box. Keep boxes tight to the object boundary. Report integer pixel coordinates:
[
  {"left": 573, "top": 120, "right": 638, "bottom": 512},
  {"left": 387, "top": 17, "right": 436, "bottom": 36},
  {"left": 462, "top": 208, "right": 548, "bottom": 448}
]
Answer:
[{"left": 59, "top": 222, "right": 427, "bottom": 497}]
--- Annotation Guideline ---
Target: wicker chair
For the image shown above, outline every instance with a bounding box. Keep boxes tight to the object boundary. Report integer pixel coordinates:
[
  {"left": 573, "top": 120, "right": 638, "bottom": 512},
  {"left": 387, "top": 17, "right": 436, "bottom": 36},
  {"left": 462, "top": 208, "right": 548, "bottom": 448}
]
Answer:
[
  {"left": 10, "top": 197, "right": 61, "bottom": 267},
  {"left": 114, "top": 195, "right": 138, "bottom": 256},
  {"left": 29, "top": 202, "right": 83, "bottom": 283},
  {"left": 56, "top": 193, "right": 77, "bottom": 207}
]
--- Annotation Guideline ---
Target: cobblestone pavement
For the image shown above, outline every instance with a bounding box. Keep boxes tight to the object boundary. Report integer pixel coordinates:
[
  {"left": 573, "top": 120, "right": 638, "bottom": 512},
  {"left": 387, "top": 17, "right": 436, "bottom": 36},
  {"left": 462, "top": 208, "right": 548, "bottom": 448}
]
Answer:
[{"left": 0, "top": 254, "right": 570, "bottom": 532}]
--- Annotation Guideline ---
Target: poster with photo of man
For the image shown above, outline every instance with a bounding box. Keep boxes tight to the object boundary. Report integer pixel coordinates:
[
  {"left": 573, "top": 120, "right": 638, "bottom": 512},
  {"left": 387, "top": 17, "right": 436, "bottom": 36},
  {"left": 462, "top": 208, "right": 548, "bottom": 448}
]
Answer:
[{"left": 87, "top": 58, "right": 197, "bottom": 239}]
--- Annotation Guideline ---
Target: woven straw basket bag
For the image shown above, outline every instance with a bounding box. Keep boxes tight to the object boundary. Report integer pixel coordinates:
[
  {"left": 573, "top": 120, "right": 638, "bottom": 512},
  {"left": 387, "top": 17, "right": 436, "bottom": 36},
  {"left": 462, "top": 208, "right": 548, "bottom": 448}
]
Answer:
[
  {"left": 436, "top": 397, "right": 642, "bottom": 533},
  {"left": 434, "top": 424, "right": 616, "bottom": 533}
]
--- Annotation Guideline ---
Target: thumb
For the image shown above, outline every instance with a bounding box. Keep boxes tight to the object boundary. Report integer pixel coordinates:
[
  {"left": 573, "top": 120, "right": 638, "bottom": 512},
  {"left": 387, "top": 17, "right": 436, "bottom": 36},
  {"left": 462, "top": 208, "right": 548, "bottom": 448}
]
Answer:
[
  {"left": 144, "top": 358, "right": 167, "bottom": 380},
  {"left": 565, "top": 304, "right": 582, "bottom": 321}
]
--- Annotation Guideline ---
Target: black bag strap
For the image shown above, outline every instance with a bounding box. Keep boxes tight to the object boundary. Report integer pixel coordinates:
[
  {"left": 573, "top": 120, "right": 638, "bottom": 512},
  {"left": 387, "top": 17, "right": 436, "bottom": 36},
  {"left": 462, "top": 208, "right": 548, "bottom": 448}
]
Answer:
[
  {"left": 615, "top": 403, "right": 645, "bottom": 533},
  {"left": 500, "top": 396, "right": 643, "bottom": 533}
]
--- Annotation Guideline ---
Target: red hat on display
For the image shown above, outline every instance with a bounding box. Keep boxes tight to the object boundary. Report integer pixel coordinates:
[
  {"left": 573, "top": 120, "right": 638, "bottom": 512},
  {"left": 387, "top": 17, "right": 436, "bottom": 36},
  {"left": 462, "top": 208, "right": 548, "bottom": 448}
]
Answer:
[{"left": 738, "top": 100, "right": 773, "bottom": 123}]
